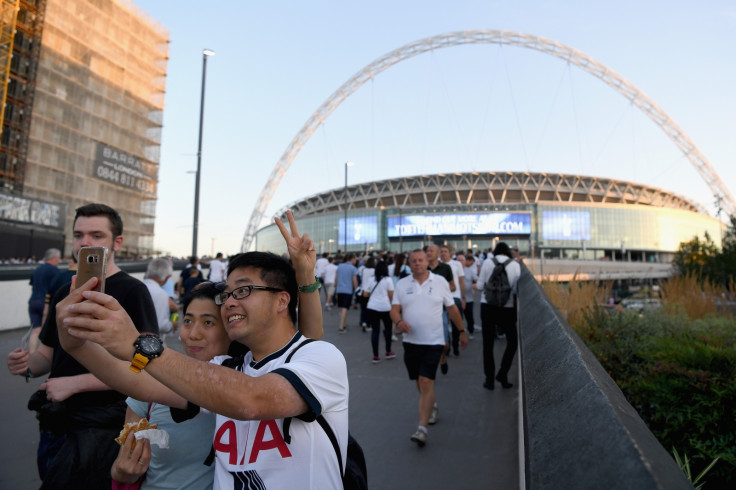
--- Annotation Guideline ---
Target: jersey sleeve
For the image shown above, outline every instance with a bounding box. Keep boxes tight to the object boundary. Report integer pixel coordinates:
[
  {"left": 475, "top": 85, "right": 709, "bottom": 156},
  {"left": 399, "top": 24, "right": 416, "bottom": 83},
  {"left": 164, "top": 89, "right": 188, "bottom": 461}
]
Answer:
[
  {"left": 272, "top": 342, "right": 349, "bottom": 422},
  {"left": 436, "top": 275, "right": 455, "bottom": 307}
]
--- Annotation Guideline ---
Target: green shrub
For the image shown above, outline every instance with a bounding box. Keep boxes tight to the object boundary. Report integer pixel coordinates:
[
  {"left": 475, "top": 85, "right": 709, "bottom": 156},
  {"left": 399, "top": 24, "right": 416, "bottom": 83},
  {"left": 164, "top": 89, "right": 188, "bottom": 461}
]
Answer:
[{"left": 572, "top": 309, "right": 736, "bottom": 488}]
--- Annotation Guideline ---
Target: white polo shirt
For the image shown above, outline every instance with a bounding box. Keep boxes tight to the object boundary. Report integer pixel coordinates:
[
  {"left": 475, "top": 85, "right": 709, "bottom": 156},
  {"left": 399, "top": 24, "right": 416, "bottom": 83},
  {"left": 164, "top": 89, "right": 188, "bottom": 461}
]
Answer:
[{"left": 392, "top": 272, "right": 454, "bottom": 345}]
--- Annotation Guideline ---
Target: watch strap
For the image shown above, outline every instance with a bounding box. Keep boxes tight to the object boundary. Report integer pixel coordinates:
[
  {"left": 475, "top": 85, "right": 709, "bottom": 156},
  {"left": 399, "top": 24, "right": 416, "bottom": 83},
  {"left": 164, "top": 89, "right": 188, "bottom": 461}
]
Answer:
[
  {"left": 298, "top": 276, "right": 321, "bottom": 293},
  {"left": 130, "top": 353, "right": 150, "bottom": 373}
]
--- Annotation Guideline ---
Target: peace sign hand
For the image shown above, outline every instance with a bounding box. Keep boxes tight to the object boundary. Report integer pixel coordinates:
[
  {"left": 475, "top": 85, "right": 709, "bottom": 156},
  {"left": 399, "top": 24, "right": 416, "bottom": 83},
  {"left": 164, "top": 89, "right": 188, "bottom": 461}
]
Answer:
[{"left": 275, "top": 210, "right": 316, "bottom": 285}]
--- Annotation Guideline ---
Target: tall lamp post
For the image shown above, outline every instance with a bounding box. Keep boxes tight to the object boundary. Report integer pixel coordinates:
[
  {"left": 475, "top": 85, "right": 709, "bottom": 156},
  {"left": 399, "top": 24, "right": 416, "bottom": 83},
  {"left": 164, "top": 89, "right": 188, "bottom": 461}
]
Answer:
[
  {"left": 192, "top": 48, "right": 215, "bottom": 258},
  {"left": 343, "top": 161, "right": 354, "bottom": 252}
]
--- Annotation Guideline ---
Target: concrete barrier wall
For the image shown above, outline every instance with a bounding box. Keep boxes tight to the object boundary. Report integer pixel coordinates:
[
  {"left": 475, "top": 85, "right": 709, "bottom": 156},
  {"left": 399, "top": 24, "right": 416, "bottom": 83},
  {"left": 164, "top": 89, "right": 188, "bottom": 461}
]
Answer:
[
  {"left": 0, "top": 272, "right": 147, "bottom": 332},
  {"left": 517, "top": 266, "right": 693, "bottom": 489}
]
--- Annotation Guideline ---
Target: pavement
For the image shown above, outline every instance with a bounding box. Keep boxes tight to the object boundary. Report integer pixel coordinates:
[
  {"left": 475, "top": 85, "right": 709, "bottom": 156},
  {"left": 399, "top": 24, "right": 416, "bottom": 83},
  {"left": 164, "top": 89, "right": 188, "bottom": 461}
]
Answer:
[{"left": 0, "top": 298, "right": 519, "bottom": 490}]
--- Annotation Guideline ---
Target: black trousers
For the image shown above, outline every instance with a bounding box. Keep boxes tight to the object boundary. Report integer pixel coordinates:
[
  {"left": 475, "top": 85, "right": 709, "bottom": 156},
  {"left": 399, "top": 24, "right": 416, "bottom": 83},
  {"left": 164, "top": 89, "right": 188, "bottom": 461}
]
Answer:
[
  {"left": 464, "top": 300, "right": 475, "bottom": 334},
  {"left": 480, "top": 303, "right": 518, "bottom": 382}
]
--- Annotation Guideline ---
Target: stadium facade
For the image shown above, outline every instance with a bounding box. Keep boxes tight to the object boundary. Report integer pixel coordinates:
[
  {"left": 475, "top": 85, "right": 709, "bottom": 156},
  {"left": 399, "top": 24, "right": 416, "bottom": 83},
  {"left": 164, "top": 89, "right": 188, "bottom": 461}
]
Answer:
[
  {"left": 254, "top": 171, "right": 723, "bottom": 262},
  {"left": 0, "top": 0, "right": 168, "bottom": 259}
]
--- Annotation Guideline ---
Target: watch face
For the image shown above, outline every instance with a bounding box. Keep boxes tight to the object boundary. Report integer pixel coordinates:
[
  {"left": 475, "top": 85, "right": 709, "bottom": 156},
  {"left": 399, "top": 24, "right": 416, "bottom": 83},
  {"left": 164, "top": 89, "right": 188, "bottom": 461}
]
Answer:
[{"left": 138, "top": 335, "right": 163, "bottom": 356}]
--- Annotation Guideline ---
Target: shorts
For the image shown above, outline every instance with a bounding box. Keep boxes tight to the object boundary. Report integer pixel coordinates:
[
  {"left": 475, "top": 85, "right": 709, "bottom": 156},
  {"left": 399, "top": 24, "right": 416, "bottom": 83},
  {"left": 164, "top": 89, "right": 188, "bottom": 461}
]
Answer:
[
  {"left": 325, "top": 283, "right": 336, "bottom": 298},
  {"left": 337, "top": 293, "right": 353, "bottom": 309},
  {"left": 403, "top": 342, "right": 444, "bottom": 380}
]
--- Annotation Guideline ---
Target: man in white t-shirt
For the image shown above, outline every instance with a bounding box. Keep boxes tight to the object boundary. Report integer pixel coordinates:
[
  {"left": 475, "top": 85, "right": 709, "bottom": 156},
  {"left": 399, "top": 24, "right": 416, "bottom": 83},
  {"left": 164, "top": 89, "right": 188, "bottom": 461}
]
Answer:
[
  {"left": 56, "top": 237, "right": 349, "bottom": 489},
  {"left": 391, "top": 249, "right": 466, "bottom": 447},
  {"left": 208, "top": 252, "right": 227, "bottom": 283},
  {"left": 322, "top": 256, "right": 338, "bottom": 309},
  {"left": 143, "top": 258, "right": 177, "bottom": 337},
  {"left": 440, "top": 245, "right": 466, "bottom": 356},
  {"left": 477, "top": 242, "right": 521, "bottom": 390},
  {"left": 315, "top": 252, "right": 329, "bottom": 297}
]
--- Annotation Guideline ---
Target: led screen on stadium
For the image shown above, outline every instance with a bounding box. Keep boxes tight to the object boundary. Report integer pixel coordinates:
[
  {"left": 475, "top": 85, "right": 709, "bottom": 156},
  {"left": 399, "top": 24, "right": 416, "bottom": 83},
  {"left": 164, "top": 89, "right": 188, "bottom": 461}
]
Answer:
[
  {"left": 542, "top": 211, "right": 591, "bottom": 240},
  {"left": 338, "top": 216, "right": 379, "bottom": 245},
  {"left": 387, "top": 213, "right": 531, "bottom": 237}
]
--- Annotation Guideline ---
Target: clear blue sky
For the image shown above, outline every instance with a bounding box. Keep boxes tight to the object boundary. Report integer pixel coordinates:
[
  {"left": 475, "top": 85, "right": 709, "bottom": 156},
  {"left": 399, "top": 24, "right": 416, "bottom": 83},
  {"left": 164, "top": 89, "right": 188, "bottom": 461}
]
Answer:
[{"left": 134, "top": 0, "right": 736, "bottom": 257}]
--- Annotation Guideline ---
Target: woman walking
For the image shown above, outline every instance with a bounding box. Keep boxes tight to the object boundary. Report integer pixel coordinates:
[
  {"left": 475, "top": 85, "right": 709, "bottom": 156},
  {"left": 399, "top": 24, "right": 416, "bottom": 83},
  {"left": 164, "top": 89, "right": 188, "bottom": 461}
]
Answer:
[{"left": 366, "top": 261, "right": 395, "bottom": 363}]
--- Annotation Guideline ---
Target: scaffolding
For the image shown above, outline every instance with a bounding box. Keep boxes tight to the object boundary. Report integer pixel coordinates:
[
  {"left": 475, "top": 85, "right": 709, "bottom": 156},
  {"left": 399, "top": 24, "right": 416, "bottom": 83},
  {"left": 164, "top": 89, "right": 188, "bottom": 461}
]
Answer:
[
  {"left": 0, "top": 0, "right": 20, "bottom": 139},
  {"left": 0, "top": 0, "right": 45, "bottom": 192}
]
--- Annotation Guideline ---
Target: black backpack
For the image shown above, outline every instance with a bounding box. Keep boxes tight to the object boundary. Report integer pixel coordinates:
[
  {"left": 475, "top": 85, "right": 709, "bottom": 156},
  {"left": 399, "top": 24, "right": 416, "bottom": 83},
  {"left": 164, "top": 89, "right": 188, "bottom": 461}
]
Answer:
[
  {"left": 222, "top": 338, "right": 368, "bottom": 490},
  {"left": 484, "top": 257, "right": 512, "bottom": 307}
]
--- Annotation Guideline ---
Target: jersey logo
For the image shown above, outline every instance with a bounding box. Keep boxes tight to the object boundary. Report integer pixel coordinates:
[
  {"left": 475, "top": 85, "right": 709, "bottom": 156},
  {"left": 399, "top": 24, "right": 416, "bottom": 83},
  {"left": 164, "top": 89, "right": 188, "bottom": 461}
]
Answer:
[
  {"left": 231, "top": 469, "right": 265, "bottom": 489},
  {"left": 214, "top": 419, "right": 293, "bottom": 465}
]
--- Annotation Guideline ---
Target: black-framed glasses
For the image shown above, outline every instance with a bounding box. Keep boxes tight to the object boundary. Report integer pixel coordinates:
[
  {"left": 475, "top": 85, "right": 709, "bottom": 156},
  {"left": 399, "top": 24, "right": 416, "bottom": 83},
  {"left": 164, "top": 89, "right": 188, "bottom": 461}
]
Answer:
[{"left": 214, "top": 285, "right": 284, "bottom": 305}]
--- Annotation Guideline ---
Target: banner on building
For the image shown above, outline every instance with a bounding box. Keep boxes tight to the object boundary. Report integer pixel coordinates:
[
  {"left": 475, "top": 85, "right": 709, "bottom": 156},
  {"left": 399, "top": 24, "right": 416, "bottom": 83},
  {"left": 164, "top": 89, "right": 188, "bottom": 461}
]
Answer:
[
  {"left": 93, "top": 143, "right": 157, "bottom": 197},
  {"left": 387, "top": 212, "right": 531, "bottom": 237},
  {"left": 0, "top": 192, "right": 66, "bottom": 229}
]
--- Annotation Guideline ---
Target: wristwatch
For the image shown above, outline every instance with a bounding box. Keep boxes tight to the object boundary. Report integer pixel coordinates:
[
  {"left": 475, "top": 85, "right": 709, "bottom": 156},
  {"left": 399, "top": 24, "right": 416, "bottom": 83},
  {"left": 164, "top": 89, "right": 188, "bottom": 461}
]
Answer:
[{"left": 130, "top": 334, "right": 164, "bottom": 373}]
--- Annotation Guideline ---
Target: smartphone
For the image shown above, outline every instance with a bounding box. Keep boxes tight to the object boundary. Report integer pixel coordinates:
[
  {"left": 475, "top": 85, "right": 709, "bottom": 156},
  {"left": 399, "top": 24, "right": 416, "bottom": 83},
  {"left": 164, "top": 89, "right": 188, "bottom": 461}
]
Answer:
[{"left": 76, "top": 246, "right": 108, "bottom": 293}]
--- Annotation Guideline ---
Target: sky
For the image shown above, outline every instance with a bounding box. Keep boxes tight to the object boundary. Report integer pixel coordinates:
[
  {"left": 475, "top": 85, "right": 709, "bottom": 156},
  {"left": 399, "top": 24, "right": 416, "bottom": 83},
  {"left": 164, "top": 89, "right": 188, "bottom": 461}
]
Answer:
[{"left": 132, "top": 0, "right": 736, "bottom": 257}]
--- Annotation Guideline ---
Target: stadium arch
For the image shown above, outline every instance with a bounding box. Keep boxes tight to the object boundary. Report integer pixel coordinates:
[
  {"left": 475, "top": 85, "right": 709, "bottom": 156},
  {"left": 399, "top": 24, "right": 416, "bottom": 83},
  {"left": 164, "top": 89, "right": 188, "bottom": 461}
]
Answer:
[{"left": 240, "top": 29, "right": 734, "bottom": 251}]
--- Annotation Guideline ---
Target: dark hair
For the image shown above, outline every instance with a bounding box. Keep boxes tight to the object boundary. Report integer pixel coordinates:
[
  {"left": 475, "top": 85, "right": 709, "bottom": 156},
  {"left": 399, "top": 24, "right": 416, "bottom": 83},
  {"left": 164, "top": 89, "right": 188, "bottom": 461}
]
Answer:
[
  {"left": 74, "top": 203, "right": 123, "bottom": 237},
  {"left": 227, "top": 252, "right": 298, "bottom": 323},
  {"left": 365, "top": 257, "right": 376, "bottom": 269},
  {"left": 182, "top": 282, "right": 220, "bottom": 315},
  {"left": 375, "top": 261, "right": 389, "bottom": 282},
  {"left": 393, "top": 253, "right": 406, "bottom": 276},
  {"left": 493, "top": 242, "right": 512, "bottom": 258}
]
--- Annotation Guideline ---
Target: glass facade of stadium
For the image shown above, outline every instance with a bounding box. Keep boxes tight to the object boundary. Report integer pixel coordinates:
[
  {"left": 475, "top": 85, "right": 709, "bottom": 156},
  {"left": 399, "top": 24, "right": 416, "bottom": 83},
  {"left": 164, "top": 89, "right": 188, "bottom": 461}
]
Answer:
[{"left": 253, "top": 172, "right": 724, "bottom": 263}]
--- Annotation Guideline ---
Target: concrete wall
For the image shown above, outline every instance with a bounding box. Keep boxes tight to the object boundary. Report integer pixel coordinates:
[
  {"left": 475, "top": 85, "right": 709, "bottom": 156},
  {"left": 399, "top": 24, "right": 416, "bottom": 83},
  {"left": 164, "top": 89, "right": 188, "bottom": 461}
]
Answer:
[
  {"left": 0, "top": 272, "right": 147, "bottom": 332},
  {"left": 517, "top": 266, "right": 693, "bottom": 489}
]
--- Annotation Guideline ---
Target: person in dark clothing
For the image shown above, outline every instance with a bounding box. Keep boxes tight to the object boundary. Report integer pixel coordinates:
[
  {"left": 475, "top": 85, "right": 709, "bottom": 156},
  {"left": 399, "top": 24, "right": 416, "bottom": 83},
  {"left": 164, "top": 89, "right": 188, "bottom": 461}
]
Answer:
[
  {"left": 7, "top": 203, "right": 158, "bottom": 488},
  {"left": 27, "top": 248, "right": 61, "bottom": 351}
]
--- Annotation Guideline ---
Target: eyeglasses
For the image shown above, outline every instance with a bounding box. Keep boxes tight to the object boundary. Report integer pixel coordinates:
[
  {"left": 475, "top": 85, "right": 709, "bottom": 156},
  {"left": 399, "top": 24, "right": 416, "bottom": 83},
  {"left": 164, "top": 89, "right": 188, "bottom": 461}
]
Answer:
[{"left": 214, "top": 285, "right": 284, "bottom": 305}]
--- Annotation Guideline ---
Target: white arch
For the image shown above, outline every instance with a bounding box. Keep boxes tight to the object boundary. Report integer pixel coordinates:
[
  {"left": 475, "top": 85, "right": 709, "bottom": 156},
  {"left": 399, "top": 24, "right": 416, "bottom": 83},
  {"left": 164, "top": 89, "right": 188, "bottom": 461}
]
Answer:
[{"left": 241, "top": 29, "right": 734, "bottom": 251}]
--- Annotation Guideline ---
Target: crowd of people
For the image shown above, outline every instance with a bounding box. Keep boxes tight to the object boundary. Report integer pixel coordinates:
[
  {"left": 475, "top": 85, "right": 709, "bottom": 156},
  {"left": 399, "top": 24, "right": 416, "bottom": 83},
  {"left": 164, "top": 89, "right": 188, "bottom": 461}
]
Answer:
[
  {"left": 314, "top": 243, "right": 523, "bottom": 446},
  {"left": 7, "top": 200, "right": 524, "bottom": 488}
]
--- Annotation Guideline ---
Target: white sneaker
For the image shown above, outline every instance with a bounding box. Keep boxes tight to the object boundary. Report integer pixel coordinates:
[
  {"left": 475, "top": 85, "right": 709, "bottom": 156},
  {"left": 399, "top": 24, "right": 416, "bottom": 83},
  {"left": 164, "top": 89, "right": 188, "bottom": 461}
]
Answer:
[
  {"left": 428, "top": 404, "right": 439, "bottom": 425},
  {"left": 410, "top": 429, "right": 427, "bottom": 447}
]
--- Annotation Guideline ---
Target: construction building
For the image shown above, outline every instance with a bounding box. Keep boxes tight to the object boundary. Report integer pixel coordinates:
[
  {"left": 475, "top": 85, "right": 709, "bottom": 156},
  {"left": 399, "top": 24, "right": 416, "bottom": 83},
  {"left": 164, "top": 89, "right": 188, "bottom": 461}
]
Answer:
[{"left": 0, "top": 0, "right": 168, "bottom": 259}]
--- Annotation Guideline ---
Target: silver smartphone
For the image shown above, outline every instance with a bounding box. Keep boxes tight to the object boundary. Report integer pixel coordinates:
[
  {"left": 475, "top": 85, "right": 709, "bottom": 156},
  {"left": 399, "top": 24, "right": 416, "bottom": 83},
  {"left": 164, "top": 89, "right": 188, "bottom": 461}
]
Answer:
[{"left": 76, "top": 246, "right": 108, "bottom": 293}]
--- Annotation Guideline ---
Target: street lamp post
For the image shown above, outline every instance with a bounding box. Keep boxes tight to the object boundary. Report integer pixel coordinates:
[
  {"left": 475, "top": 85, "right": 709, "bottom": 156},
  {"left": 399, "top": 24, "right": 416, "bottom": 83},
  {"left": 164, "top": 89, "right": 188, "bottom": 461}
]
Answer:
[
  {"left": 343, "top": 161, "right": 354, "bottom": 252},
  {"left": 192, "top": 48, "right": 215, "bottom": 259}
]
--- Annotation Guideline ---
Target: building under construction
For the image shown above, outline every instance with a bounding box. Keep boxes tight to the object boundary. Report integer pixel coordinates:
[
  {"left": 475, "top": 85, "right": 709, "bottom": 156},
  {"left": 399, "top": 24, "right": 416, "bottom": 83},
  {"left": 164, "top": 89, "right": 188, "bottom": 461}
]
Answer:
[{"left": 0, "top": 0, "right": 168, "bottom": 259}]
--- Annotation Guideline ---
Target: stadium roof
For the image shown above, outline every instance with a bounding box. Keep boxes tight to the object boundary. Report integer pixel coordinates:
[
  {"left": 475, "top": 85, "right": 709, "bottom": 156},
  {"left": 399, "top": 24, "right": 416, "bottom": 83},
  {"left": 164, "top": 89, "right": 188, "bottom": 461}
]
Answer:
[{"left": 279, "top": 171, "right": 706, "bottom": 218}]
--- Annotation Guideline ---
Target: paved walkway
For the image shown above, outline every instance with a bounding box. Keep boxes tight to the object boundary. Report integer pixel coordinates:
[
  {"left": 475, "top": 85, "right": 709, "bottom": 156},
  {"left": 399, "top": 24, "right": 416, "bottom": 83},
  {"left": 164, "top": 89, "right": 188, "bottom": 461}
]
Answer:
[{"left": 0, "top": 301, "right": 519, "bottom": 489}]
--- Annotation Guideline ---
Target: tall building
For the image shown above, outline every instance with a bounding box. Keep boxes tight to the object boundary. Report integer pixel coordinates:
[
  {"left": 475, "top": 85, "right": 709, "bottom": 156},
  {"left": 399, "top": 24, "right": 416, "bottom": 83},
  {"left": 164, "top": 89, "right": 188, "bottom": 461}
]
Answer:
[{"left": 0, "top": 0, "right": 168, "bottom": 259}]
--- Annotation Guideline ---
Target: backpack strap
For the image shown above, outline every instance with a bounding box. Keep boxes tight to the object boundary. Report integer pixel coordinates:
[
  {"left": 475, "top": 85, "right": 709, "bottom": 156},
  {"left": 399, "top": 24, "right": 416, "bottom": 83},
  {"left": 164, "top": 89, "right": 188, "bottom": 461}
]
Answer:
[
  {"left": 281, "top": 339, "right": 345, "bottom": 477},
  {"left": 316, "top": 414, "right": 344, "bottom": 477}
]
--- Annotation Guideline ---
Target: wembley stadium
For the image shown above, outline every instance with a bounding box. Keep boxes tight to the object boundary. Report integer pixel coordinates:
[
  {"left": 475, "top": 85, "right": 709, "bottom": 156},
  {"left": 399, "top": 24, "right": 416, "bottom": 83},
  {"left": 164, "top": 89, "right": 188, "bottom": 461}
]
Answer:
[{"left": 254, "top": 171, "right": 723, "bottom": 263}]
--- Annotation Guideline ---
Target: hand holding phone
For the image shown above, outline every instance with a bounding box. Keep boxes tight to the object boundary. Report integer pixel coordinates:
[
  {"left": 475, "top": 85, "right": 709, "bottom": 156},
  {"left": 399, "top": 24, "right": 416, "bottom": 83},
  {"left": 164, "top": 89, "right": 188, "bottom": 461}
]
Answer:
[{"left": 76, "top": 246, "right": 109, "bottom": 293}]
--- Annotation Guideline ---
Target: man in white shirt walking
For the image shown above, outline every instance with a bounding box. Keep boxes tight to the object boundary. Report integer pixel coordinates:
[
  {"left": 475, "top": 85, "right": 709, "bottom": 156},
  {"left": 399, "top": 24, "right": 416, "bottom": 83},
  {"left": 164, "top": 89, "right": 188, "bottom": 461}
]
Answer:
[{"left": 391, "top": 249, "right": 466, "bottom": 447}]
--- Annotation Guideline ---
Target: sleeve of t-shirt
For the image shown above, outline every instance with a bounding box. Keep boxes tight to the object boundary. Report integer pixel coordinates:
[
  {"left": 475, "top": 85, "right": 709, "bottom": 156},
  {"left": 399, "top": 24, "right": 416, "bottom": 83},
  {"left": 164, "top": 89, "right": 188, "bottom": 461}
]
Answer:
[
  {"left": 391, "top": 281, "right": 402, "bottom": 306},
  {"left": 126, "top": 397, "right": 148, "bottom": 418},
  {"left": 119, "top": 280, "right": 160, "bottom": 335},
  {"left": 39, "top": 284, "right": 72, "bottom": 349},
  {"left": 272, "top": 341, "right": 349, "bottom": 422},
  {"left": 437, "top": 276, "right": 455, "bottom": 307}
]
